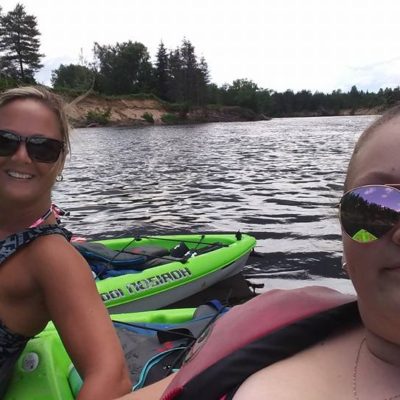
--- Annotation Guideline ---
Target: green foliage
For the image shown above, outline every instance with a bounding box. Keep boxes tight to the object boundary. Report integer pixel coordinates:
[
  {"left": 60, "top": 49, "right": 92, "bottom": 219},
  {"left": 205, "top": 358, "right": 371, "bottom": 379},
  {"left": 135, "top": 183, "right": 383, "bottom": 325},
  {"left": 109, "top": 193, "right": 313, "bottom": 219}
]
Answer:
[
  {"left": 104, "top": 92, "right": 161, "bottom": 101},
  {"left": 165, "top": 38, "right": 210, "bottom": 106},
  {"left": 229, "top": 79, "right": 260, "bottom": 111},
  {"left": 52, "top": 87, "right": 88, "bottom": 98},
  {"left": 141, "top": 112, "right": 154, "bottom": 123},
  {"left": 209, "top": 82, "right": 394, "bottom": 117},
  {"left": 52, "top": 64, "right": 94, "bottom": 90},
  {"left": 164, "top": 102, "right": 189, "bottom": 113},
  {"left": 161, "top": 113, "right": 180, "bottom": 124},
  {"left": 0, "top": 3, "right": 43, "bottom": 83},
  {"left": 54, "top": 37, "right": 210, "bottom": 108},
  {"left": 155, "top": 41, "right": 169, "bottom": 101},
  {"left": 93, "top": 41, "right": 153, "bottom": 95},
  {"left": 0, "top": 75, "right": 18, "bottom": 90},
  {"left": 85, "top": 108, "right": 111, "bottom": 126}
]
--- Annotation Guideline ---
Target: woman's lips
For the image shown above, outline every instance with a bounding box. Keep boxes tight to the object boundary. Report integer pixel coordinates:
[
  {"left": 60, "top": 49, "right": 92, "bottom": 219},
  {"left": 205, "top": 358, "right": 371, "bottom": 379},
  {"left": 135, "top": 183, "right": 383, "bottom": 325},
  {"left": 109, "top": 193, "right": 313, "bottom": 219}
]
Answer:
[{"left": 6, "top": 170, "right": 34, "bottom": 179}]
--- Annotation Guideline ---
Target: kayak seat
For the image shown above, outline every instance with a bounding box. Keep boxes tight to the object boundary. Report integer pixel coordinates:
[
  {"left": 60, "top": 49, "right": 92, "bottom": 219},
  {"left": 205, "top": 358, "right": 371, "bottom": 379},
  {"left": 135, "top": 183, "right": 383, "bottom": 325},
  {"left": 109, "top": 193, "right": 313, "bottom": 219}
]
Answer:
[
  {"left": 142, "top": 256, "right": 182, "bottom": 269},
  {"left": 194, "top": 242, "right": 224, "bottom": 255},
  {"left": 74, "top": 241, "right": 226, "bottom": 278},
  {"left": 73, "top": 242, "right": 175, "bottom": 277},
  {"left": 68, "top": 301, "right": 227, "bottom": 394},
  {"left": 141, "top": 242, "right": 225, "bottom": 269},
  {"left": 129, "top": 245, "right": 170, "bottom": 258},
  {"left": 73, "top": 242, "right": 147, "bottom": 269}
]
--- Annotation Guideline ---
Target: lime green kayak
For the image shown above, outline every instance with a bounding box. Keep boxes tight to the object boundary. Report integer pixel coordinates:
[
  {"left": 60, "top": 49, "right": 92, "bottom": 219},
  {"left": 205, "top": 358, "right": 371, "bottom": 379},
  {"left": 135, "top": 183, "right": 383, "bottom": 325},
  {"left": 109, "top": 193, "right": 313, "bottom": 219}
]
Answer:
[
  {"left": 5, "top": 307, "right": 218, "bottom": 400},
  {"left": 81, "top": 233, "right": 256, "bottom": 313}
]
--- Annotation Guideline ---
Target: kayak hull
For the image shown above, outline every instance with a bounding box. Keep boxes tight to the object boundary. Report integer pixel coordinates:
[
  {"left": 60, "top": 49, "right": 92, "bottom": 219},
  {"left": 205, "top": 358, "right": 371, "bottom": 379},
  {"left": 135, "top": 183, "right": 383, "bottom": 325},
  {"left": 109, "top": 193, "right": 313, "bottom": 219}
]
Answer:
[
  {"left": 108, "top": 249, "right": 250, "bottom": 313},
  {"left": 5, "top": 308, "right": 200, "bottom": 400},
  {"left": 94, "top": 233, "right": 256, "bottom": 313}
]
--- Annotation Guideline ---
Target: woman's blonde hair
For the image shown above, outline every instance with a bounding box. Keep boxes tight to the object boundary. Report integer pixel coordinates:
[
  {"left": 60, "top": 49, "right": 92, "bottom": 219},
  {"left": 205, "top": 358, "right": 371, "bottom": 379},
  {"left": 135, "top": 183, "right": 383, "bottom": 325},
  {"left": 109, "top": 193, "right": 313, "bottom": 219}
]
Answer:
[{"left": 0, "top": 86, "right": 71, "bottom": 154}]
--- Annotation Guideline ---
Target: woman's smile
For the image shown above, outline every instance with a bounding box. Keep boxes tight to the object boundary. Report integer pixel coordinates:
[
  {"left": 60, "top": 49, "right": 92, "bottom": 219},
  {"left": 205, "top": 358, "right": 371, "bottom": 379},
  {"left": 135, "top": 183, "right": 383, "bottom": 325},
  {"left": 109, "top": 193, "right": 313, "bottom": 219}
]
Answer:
[
  {"left": 6, "top": 170, "right": 34, "bottom": 180},
  {"left": 0, "top": 99, "right": 64, "bottom": 206}
]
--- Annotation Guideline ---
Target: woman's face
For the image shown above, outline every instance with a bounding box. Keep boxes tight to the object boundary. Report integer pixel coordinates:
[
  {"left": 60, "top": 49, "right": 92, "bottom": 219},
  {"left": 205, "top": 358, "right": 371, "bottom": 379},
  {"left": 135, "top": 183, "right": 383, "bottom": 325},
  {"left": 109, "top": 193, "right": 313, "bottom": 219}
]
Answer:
[
  {"left": 343, "top": 116, "right": 400, "bottom": 336},
  {"left": 0, "top": 99, "right": 64, "bottom": 207}
]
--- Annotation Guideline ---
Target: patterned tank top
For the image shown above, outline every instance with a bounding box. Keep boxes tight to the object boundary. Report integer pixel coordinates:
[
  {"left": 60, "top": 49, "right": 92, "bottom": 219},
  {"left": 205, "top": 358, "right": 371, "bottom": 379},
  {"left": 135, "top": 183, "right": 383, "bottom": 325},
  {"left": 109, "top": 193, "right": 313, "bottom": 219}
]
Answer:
[{"left": 0, "top": 225, "right": 72, "bottom": 397}]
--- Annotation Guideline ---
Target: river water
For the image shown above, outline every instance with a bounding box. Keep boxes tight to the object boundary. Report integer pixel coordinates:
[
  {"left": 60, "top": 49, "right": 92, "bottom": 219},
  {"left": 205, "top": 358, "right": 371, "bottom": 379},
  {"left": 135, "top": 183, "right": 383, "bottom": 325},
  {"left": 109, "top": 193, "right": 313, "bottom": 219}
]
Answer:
[{"left": 53, "top": 115, "right": 377, "bottom": 294}]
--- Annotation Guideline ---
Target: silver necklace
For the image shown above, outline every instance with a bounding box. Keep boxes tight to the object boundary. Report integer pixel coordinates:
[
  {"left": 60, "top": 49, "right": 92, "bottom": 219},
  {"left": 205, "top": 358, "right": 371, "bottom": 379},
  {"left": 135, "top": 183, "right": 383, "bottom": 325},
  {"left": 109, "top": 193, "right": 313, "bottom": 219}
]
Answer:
[{"left": 353, "top": 338, "right": 400, "bottom": 400}]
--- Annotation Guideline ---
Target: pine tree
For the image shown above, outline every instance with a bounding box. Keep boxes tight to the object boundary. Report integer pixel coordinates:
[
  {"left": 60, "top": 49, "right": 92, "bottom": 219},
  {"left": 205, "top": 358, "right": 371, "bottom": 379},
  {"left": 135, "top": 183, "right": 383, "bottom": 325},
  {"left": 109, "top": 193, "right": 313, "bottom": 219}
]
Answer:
[
  {"left": 167, "top": 49, "right": 184, "bottom": 102},
  {"left": 0, "top": 3, "right": 43, "bottom": 83},
  {"left": 180, "top": 38, "right": 198, "bottom": 104},
  {"left": 197, "top": 56, "right": 210, "bottom": 105},
  {"left": 155, "top": 41, "right": 169, "bottom": 100}
]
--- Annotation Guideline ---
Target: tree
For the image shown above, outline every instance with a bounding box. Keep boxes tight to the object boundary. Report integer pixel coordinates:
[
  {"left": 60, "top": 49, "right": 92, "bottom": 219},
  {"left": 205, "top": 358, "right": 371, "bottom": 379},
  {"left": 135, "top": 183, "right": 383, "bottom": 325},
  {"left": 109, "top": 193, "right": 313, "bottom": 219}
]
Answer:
[
  {"left": 167, "top": 48, "right": 184, "bottom": 102},
  {"left": 228, "top": 79, "right": 259, "bottom": 111},
  {"left": 349, "top": 85, "right": 362, "bottom": 110},
  {"left": 93, "top": 41, "right": 153, "bottom": 95},
  {"left": 0, "top": 3, "right": 43, "bottom": 83},
  {"left": 154, "top": 41, "right": 169, "bottom": 100},
  {"left": 163, "top": 39, "right": 210, "bottom": 105},
  {"left": 180, "top": 38, "right": 198, "bottom": 104},
  {"left": 196, "top": 56, "right": 210, "bottom": 105},
  {"left": 51, "top": 64, "right": 94, "bottom": 90}
]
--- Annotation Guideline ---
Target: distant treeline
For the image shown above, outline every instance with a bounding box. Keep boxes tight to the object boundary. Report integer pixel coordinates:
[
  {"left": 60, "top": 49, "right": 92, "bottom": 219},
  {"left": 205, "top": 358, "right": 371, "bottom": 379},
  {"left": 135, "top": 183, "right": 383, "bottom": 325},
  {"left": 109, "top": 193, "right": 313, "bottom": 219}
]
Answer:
[
  {"left": 1, "top": 3, "right": 400, "bottom": 117},
  {"left": 51, "top": 41, "right": 399, "bottom": 117}
]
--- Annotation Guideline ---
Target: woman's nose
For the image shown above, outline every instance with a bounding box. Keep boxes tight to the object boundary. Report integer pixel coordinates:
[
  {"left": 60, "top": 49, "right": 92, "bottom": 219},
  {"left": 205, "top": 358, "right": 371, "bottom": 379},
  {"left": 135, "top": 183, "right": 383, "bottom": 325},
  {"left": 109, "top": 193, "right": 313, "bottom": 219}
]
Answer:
[{"left": 10, "top": 142, "right": 32, "bottom": 163}]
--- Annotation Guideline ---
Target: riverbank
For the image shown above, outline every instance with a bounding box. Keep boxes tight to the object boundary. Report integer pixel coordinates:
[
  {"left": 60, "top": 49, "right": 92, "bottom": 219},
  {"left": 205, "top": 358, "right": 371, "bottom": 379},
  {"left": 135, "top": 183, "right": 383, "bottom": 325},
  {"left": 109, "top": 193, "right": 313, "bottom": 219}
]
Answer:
[
  {"left": 63, "top": 90, "right": 383, "bottom": 128},
  {"left": 276, "top": 106, "right": 382, "bottom": 118},
  {"left": 64, "top": 91, "right": 268, "bottom": 127}
]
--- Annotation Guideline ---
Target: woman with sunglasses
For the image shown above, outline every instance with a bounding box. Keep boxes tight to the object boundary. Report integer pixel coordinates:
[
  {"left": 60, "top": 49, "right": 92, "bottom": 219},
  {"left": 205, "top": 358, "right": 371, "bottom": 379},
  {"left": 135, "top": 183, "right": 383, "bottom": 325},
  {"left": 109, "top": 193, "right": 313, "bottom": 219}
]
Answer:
[
  {"left": 0, "top": 86, "right": 131, "bottom": 399},
  {"left": 117, "top": 107, "right": 400, "bottom": 400}
]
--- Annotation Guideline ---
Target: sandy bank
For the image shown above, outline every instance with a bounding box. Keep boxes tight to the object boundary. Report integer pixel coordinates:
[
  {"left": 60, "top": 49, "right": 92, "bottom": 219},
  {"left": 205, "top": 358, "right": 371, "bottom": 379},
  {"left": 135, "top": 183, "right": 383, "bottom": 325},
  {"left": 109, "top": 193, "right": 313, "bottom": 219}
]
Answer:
[
  {"left": 64, "top": 92, "right": 266, "bottom": 127},
  {"left": 63, "top": 91, "right": 382, "bottom": 128},
  {"left": 65, "top": 94, "right": 167, "bottom": 127}
]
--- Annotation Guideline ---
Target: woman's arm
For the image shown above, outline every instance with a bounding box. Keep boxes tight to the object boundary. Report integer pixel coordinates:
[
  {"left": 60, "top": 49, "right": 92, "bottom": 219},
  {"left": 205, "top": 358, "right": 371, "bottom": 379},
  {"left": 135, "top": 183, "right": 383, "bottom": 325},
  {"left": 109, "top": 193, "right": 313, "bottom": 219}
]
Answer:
[
  {"left": 32, "top": 235, "right": 132, "bottom": 400},
  {"left": 115, "top": 374, "right": 176, "bottom": 400}
]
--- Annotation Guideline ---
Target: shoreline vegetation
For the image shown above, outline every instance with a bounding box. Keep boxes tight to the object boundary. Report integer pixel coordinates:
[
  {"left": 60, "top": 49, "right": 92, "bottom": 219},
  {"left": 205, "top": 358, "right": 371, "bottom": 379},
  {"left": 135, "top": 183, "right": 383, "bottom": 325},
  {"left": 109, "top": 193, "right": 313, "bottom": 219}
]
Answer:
[
  {"left": 63, "top": 89, "right": 272, "bottom": 128},
  {"left": 0, "top": 4, "right": 393, "bottom": 128},
  {"left": 63, "top": 89, "right": 382, "bottom": 128}
]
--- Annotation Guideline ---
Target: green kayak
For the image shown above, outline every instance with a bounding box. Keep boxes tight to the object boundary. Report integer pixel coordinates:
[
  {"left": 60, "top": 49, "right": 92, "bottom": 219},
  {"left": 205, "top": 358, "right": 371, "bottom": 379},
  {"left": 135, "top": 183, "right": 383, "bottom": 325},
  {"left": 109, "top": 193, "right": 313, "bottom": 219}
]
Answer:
[
  {"left": 77, "top": 232, "right": 256, "bottom": 313},
  {"left": 5, "top": 305, "right": 224, "bottom": 400}
]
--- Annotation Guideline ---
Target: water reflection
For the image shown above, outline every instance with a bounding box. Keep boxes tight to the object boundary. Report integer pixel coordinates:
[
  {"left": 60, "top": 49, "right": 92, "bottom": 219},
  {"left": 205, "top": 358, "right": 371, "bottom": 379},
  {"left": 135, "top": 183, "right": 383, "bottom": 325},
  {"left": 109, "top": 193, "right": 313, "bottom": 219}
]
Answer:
[{"left": 54, "top": 116, "right": 376, "bottom": 288}]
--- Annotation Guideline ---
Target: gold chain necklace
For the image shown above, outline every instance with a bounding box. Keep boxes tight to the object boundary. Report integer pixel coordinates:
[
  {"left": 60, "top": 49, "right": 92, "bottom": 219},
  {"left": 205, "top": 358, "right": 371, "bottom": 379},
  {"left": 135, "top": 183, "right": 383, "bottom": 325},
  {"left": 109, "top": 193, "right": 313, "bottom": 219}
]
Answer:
[{"left": 353, "top": 338, "right": 400, "bottom": 400}]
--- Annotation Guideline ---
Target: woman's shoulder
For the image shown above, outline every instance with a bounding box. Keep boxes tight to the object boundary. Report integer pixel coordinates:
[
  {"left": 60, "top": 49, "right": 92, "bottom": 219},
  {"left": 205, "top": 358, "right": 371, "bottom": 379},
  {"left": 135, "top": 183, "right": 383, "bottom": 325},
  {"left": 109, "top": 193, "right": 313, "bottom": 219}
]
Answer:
[
  {"left": 0, "top": 225, "right": 71, "bottom": 265},
  {"left": 26, "top": 229, "right": 88, "bottom": 276},
  {"left": 232, "top": 326, "right": 363, "bottom": 400}
]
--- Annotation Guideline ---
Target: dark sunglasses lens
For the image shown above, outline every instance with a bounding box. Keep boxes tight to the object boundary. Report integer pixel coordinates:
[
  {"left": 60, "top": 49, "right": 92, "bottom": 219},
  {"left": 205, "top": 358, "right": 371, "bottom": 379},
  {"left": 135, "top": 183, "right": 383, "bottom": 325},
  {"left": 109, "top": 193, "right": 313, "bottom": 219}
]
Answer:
[
  {"left": 0, "top": 131, "right": 19, "bottom": 156},
  {"left": 27, "top": 137, "right": 63, "bottom": 163},
  {"left": 340, "top": 186, "right": 400, "bottom": 243}
]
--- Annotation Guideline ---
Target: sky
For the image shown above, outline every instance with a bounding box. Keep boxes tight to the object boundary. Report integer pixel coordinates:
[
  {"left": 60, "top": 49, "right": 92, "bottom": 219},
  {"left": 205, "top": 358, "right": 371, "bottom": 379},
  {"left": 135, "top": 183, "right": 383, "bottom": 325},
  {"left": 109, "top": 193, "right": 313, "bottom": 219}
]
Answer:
[{"left": 2, "top": 0, "right": 400, "bottom": 93}]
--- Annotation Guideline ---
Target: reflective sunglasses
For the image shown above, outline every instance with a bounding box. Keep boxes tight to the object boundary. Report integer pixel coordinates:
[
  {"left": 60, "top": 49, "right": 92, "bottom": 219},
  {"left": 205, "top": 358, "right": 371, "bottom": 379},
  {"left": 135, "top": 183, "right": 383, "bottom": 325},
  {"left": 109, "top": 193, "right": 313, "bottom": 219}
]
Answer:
[
  {"left": 339, "top": 184, "right": 400, "bottom": 243},
  {"left": 0, "top": 130, "right": 64, "bottom": 163}
]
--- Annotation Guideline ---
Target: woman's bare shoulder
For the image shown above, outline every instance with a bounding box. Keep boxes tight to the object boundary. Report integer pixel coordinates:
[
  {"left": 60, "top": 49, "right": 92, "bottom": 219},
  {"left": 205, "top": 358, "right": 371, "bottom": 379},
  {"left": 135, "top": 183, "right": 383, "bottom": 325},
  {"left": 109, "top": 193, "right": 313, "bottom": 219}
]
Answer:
[{"left": 27, "top": 234, "right": 89, "bottom": 274}]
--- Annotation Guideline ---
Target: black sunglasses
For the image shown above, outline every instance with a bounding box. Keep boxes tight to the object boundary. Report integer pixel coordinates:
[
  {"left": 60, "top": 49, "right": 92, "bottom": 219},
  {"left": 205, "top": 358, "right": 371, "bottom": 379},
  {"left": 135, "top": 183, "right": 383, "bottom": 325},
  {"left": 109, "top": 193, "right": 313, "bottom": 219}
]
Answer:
[
  {"left": 0, "top": 130, "right": 64, "bottom": 163},
  {"left": 339, "top": 185, "right": 400, "bottom": 243}
]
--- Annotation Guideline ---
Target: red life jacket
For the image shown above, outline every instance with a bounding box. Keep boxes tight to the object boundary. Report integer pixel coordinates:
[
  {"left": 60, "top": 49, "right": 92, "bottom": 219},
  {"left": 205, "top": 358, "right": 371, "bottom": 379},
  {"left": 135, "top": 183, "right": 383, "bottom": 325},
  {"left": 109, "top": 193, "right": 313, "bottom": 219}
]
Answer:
[{"left": 161, "top": 286, "right": 357, "bottom": 400}]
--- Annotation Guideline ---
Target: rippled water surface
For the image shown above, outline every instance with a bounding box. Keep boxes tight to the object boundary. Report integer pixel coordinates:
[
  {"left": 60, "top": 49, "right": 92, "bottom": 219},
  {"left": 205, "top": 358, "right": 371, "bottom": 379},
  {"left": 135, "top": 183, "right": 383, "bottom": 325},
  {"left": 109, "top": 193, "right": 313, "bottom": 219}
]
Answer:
[{"left": 54, "top": 116, "right": 377, "bottom": 291}]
